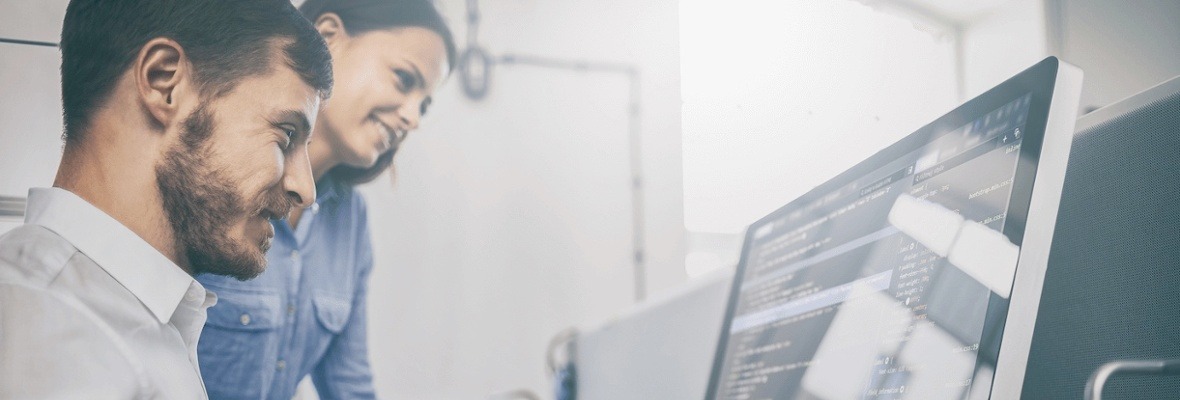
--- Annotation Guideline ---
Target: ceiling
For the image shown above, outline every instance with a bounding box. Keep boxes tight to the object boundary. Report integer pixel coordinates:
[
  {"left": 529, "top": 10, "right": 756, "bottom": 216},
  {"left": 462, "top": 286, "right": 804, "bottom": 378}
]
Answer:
[{"left": 866, "top": 0, "right": 1020, "bottom": 25}]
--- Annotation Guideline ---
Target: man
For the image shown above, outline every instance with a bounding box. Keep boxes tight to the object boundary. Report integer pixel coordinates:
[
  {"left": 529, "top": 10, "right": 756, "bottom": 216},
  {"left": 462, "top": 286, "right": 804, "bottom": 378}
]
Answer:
[{"left": 0, "top": 0, "right": 332, "bottom": 398}]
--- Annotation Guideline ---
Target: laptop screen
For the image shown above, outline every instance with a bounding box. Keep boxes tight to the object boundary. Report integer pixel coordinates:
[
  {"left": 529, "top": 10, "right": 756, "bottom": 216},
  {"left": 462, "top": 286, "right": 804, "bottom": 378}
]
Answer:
[{"left": 704, "top": 58, "right": 1081, "bottom": 400}]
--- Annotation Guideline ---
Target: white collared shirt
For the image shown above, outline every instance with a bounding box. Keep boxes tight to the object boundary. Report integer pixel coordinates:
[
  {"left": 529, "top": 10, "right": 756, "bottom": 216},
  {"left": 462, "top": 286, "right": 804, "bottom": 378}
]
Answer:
[{"left": 0, "top": 188, "right": 216, "bottom": 399}]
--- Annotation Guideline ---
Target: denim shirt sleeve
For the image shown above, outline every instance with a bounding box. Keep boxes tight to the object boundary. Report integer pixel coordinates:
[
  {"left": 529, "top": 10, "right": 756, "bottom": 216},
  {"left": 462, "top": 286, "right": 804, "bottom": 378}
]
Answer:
[{"left": 311, "top": 196, "right": 377, "bottom": 399}]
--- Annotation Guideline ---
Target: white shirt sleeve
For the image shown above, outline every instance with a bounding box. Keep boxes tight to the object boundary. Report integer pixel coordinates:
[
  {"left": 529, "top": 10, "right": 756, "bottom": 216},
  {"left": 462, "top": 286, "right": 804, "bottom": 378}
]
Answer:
[{"left": 0, "top": 283, "right": 146, "bottom": 399}]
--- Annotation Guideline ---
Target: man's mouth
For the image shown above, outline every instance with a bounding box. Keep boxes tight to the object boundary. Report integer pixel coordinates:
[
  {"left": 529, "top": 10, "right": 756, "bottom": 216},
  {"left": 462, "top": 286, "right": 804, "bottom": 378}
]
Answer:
[
  {"left": 257, "top": 209, "right": 283, "bottom": 243},
  {"left": 260, "top": 208, "right": 287, "bottom": 221}
]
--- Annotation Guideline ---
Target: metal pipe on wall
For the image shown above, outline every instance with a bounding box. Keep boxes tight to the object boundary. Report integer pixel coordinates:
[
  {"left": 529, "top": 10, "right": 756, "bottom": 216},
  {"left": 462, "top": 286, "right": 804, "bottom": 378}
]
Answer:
[{"left": 458, "top": 0, "right": 649, "bottom": 302}]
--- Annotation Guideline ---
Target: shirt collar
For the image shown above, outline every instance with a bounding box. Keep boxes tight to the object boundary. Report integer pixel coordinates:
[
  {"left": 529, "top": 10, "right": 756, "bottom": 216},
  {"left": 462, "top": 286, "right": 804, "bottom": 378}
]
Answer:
[
  {"left": 315, "top": 174, "right": 347, "bottom": 206},
  {"left": 25, "top": 187, "right": 197, "bottom": 324}
]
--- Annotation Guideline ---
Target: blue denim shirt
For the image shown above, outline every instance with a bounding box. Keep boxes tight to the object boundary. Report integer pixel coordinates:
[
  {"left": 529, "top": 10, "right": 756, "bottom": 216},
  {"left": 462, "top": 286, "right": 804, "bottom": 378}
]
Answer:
[{"left": 196, "top": 177, "right": 375, "bottom": 400}]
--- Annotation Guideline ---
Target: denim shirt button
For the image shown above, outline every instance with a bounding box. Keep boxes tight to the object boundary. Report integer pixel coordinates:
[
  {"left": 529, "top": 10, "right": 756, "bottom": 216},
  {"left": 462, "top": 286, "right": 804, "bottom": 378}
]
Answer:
[{"left": 240, "top": 313, "right": 251, "bottom": 326}]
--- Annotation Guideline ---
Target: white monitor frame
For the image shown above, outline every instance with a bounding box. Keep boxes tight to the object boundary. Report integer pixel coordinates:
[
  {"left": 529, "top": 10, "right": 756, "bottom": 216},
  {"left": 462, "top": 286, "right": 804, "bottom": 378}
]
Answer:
[{"left": 969, "top": 60, "right": 1082, "bottom": 398}]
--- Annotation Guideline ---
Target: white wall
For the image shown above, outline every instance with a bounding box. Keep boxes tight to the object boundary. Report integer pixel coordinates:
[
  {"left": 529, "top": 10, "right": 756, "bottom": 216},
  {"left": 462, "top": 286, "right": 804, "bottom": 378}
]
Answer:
[
  {"left": 1052, "top": 0, "right": 1180, "bottom": 110},
  {"left": 958, "top": 0, "right": 1180, "bottom": 112},
  {"left": 0, "top": 0, "right": 68, "bottom": 198},
  {"left": 960, "top": 0, "right": 1049, "bottom": 100},
  {"left": 359, "top": 0, "right": 683, "bottom": 398}
]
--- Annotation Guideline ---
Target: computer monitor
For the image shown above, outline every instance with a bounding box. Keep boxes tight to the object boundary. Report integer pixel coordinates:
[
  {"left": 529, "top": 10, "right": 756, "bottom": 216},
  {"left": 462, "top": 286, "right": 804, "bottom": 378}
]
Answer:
[{"left": 703, "top": 57, "right": 1082, "bottom": 400}]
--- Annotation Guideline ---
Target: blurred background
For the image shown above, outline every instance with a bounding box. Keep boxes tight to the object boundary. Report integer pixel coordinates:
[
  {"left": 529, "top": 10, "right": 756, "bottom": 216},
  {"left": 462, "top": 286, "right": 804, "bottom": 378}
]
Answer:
[{"left": 2, "top": 0, "right": 1179, "bottom": 399}]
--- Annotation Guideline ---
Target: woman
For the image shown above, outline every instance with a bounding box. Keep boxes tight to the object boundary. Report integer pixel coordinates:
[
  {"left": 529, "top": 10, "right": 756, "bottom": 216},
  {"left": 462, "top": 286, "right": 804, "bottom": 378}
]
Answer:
[{"left": 195, "top": 1, "right": 456, "bottom": 398}]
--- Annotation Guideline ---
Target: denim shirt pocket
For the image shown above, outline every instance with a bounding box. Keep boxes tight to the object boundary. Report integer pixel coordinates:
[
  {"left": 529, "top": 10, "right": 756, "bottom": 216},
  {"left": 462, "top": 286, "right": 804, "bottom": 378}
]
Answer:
[
  {"left": 198, "top": 287, "right": 283, "bottom": 399},
  {"left": 313, "top": 292, "right": 352, "bottom": 334},
  {"left": 206, "top": 293, "right": 282, "bottom": 331}
]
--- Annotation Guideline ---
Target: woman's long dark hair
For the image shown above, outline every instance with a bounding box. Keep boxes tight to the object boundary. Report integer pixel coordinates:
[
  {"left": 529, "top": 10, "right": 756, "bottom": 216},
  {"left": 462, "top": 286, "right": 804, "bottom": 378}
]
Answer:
[{"left": 299, "top": 0, "right": 457, "bottom": 186}]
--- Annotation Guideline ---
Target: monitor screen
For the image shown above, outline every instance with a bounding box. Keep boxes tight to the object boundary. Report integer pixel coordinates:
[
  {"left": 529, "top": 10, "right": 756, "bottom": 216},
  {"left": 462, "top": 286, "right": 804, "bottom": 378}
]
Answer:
[{"left": 704, "top": 58, "right": 1082, "bottom": 400}]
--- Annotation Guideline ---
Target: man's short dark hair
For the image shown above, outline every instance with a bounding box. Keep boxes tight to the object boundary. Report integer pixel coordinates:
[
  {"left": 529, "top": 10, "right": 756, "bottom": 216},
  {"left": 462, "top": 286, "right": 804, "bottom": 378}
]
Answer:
[{"left": 60, "top": 0, "right": 333, "bottom": 142}]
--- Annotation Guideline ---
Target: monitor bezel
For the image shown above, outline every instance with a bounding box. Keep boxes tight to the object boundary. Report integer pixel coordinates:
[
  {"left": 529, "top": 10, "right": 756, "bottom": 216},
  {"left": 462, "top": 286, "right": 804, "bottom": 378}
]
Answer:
[{"left": 702, "top": 57, "right": 1082, "bottom": 400}]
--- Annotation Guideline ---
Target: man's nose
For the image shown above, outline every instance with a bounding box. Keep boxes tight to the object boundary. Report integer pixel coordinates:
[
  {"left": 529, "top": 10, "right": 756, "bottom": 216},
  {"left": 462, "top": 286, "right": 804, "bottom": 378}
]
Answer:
[{"left": 283, "top": 148, "right": 316, "bottom": 209}]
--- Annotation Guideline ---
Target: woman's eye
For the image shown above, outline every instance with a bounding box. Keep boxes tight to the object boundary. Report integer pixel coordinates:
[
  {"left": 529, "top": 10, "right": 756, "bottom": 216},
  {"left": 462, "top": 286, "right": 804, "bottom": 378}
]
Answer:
[
  {"left": 395, "top": 70, "right": 417, "bottom": 92},
  {"left": 420, "top": 98, "right": 432, "bottom": 116}
]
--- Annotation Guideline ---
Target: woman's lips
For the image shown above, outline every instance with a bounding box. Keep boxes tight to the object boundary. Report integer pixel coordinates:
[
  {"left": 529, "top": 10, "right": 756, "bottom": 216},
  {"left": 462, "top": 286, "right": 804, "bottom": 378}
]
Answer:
[
  {"left": 374, "top": 118, "right": 406, "bottom": 153},
  {"left": 376, "top": 122, "right": 392, "bottom": 151}
]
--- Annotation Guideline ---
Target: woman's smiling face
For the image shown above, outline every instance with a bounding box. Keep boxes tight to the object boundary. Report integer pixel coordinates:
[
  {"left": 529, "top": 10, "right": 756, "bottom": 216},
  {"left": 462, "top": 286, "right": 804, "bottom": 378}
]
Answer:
[{"left": 315, "top": 22, "right": 449, "bottom": 168}]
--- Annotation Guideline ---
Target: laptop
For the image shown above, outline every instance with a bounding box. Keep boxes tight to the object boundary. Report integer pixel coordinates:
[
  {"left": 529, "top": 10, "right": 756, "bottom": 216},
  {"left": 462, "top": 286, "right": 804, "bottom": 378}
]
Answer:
[{"left": 703, "top": 57, "right": 1082, "bottom": 400}]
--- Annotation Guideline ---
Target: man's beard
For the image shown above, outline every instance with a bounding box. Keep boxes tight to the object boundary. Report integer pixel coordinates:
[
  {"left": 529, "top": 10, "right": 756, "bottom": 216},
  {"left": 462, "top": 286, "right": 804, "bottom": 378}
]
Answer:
[{"left": 156, "top": 105, "right": 293, "bottom": 280}]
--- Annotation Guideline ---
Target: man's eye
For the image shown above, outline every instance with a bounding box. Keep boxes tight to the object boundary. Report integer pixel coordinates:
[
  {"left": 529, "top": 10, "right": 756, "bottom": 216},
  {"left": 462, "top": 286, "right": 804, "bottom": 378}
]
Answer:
[{"left": 281, "top": 128, "right": 296, "bottom": 149}]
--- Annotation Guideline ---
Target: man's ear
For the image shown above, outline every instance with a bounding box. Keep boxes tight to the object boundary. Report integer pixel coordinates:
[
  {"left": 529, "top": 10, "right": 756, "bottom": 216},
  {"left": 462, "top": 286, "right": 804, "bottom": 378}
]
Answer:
[
  {"left": 135, "top": 38, "right": 189, "bottom": 129},
  {"left": 314, "top": 12, "right": 349, "bottom": 49}
]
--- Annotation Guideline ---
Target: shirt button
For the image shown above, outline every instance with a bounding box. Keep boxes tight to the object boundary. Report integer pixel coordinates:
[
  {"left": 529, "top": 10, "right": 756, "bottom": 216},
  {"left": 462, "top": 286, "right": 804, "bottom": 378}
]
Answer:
[
  {"left": 290, "top": 250, "right": 300, "bottom": 261},
  {"left": 276, "top": 360, "right": 286, "bottom": 371},
  {"left": 311, "top": 203, "right": 320, "bottom": 214},
  {"left": 287, "top": 304, "right": 296, "bottom": 316},
  {"left": 240, "top": 314, "right": 251, "bottom": 325}
]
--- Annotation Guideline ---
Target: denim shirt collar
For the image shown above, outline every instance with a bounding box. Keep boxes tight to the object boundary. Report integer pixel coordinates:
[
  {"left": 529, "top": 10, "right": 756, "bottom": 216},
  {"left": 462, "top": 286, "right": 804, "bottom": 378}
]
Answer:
[
  {"left": 276, "top": 174, "right": 349, "bottom": 243},
  {"left": 315, "top": 174, "right": 347, "bottom": 206}
]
